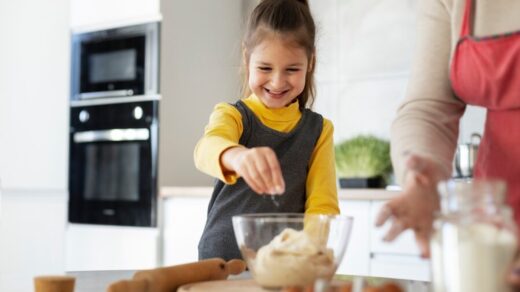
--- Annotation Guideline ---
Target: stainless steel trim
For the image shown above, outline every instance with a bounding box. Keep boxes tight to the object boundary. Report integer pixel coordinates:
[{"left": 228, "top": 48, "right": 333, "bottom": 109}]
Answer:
[
  {"left": 78, "top": 90, "right": 134, "bottom": 99},
  {"left": 70, "top": 94, "right": 161, "bottom": 107},
  {"left": 74, "top": 128, "right": 150, "bottom": 143},
  {"left": 145, "top": 22, "right": 159, "bottom": 95}
]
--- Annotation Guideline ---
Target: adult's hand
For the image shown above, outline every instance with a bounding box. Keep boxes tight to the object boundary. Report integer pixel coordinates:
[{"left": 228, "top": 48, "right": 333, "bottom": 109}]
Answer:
[
  {"left": 508, "top": 254, "right": 520, "bottom": 289},
  {"left": 221, "top": 146, "right": 285, "bottom": 195},
  {"left": 375, "top": 154, "right": 448, "bottom": 258}
]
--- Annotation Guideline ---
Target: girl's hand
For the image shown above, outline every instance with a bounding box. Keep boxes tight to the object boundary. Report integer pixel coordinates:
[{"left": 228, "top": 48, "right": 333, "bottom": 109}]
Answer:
[
  {"left": 375, "top": 154, "right": 447, "bottom": 258},
  {"left": 221, "top": 146, "right": 285, "bottom": 195}
]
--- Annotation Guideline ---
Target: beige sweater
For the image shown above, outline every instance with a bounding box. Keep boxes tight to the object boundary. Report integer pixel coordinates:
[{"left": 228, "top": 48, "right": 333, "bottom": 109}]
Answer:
[{"left": 391, "top": 0, "right": 520, "bottom": 183}]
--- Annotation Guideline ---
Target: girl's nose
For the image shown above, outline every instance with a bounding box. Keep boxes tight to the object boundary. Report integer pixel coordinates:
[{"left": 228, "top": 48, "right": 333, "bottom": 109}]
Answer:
[{"left": 270, "top": 72, "right": 286, "bottom": 88}]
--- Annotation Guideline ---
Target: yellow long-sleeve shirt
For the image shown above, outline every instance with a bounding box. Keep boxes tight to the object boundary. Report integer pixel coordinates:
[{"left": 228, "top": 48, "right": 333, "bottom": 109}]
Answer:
[{"left": 194, "top": 95, "right": 339, "bottom": 215}]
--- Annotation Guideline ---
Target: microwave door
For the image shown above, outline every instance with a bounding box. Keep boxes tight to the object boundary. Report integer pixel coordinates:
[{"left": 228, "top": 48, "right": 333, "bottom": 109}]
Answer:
[{"left": 79, "top": 36, "right": 146, "bottom": 99}]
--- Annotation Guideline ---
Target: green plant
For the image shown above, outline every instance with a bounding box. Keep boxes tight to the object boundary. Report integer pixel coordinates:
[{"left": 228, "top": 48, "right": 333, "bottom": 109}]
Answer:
[{"left": 335, "top": 135, "right": 392, "bottom": 178}]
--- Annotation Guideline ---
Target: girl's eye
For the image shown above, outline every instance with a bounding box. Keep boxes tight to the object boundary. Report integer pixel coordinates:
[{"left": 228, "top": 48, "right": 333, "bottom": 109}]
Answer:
[
  {"left": 258, "top": 67, "right": 271, "bottom": 72},
  {"left": 287, "top": 68, "right": 300, "bottom": 72}
]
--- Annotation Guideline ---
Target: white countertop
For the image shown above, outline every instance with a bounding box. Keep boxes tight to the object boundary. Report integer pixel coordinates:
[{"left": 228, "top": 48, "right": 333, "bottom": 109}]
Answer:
[{"left": 160, "top": 186, "right": 400, "bottom": 201}]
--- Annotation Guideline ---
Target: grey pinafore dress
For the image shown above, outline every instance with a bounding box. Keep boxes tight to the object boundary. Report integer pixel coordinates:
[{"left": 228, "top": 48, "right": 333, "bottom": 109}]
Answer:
[{"left": 198, "top": 100, "right": 323, "bottom": 261}]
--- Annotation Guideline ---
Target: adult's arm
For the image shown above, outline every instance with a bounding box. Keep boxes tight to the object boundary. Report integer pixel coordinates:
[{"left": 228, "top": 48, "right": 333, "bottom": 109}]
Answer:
[{"left": 391, "top": 0, "right": 466, "bottom": 184}]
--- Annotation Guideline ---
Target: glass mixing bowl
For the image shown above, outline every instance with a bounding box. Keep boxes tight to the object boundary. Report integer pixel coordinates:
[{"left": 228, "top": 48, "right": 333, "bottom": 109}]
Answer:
[{"left": 232, "top": 213, "right": 353, "bottom": 288}]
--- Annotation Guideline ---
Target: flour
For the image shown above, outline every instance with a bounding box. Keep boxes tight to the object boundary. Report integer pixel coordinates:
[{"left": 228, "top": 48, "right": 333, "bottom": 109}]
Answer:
[{"left": 431, "top": 223, "right": 517, "bottom": 292}]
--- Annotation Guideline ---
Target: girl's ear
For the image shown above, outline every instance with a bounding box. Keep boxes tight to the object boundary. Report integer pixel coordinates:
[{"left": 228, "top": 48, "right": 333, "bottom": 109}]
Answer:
[
  {"left": 242, "top": 45, "right": 250, "bottom": 75},
  {"left": 308, "top": 50, "right": 316, "bottom": 73}
]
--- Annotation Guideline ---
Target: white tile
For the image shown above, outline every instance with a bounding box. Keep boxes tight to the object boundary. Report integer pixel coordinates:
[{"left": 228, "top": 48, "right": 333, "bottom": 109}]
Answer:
[
  {"left": 337, "top": 0, "right": 418, "bottom": 80},
  {"left": 333, "top": 77, "right": 408, "bottom": 142}
]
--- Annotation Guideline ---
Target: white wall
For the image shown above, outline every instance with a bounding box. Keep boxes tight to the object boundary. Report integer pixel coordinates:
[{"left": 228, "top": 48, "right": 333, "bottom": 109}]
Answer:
[
  {"left": 158, "top": 0, "right": 244, "bottom": 187},
  {"left": 311, "top": 0, "right": 485, "bottom": 144}
]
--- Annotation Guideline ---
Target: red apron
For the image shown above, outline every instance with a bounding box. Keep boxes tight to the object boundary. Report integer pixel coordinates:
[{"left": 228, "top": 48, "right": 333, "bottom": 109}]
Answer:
[{"left": 450, "top": 0, "right": 520, "bottom": 224}]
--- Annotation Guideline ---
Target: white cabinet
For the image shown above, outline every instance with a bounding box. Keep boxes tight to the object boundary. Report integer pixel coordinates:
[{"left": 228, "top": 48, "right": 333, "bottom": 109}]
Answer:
[
  {"left": 65, "top": 224, "right": 160, "bottom": 271},
  {"left": 369, "top": 201, "right": 430, "bottom": 281},
  {"left": 0, "top": 191, "right": 67, "bottom": 292},
  {"left": 160, "top": 192, "right": 431, "bottom": 281},
  {"left": 338, "top": 199, "right": 430, "bottom": 281},
  {"left": 0, "top": 0, "right": 69, "bottom": 190},
  {"left": 162, "top": 196, "right": 210, "bottom": 265},
  {"left": 338, "top": 200, "right": 370, "bottom": 276},
  {"left": 70, "top": 0, "right": 161, "bottom": 30}
]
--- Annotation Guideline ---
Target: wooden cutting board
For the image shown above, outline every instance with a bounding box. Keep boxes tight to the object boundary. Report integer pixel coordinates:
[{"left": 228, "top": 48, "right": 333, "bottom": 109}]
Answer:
[
  {"left": 178, "top": 279, "right": 268, "bottom": 292},
  {"left": 178, "top": 279, "right": 352, "bottom": 292}
]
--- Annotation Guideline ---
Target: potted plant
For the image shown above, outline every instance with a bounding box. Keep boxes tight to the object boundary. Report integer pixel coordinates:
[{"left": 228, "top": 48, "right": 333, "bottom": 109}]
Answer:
[{"left": 335, "top": 135, "right": 392, "bottom": 188}]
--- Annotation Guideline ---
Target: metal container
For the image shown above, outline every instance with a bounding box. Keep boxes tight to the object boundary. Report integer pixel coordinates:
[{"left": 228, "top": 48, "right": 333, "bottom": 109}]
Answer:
[{"left": 454, "top": 133, "right": 481, "bottom": 178}]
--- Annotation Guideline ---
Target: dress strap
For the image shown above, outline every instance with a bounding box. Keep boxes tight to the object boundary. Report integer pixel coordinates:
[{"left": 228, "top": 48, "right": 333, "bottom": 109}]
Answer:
[{"left": 459, "top": 0, "right": 473, "bottom": 37}]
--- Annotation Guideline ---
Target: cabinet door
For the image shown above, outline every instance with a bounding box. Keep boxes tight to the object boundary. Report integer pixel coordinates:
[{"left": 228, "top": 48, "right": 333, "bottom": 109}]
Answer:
[
  {"left": 369, "top": 201, "right": 431, "bottom": 281},
  {"left": 162, "top": 196, "right": 210, "bottom": 265},
  {"left": 66, "top": 224, "right": 159, "bottom": 271},
  {"left": 337, "top": 200, "right": 370, "bottom": 276},
  {"left": 370, "top": 201, "right": 421, "bottom": 255},
  {"left": 0, "top": 0, "right": 69, "bottom": 190},
  {"left": 70, "top": 0, "right": 160, "bottom": 29}
]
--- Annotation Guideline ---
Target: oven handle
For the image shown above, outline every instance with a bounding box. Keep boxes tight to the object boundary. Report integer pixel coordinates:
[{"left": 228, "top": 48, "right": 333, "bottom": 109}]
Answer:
[
  {"left": 73, "top": 128, "right": 150, "bottom": 143},
  {"left": 78, "top": 89, "right": 134, "bottom": 100}
]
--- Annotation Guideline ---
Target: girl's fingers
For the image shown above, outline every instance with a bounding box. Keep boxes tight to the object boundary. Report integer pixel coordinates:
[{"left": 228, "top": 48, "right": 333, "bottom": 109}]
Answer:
[
  {"left": 250, "top": 157, "right": 270, "bottom": 193},
  {"left": 242, "top": 163, "right": 265, "bottom": 194},
  {"left": 264, "top": 150, "right": 285, "bottom": 194}
]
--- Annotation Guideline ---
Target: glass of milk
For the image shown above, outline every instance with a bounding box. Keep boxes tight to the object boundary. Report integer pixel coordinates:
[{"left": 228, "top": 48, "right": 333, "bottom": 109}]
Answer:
[{"left": 431, "top": 179, "right": 517, "bottom": 292}]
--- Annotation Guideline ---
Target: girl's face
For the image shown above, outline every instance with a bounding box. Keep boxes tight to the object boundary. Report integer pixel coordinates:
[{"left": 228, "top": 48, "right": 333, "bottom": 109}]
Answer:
[{"left": 248, "top": 37, "right": 310, "bottom": 109}]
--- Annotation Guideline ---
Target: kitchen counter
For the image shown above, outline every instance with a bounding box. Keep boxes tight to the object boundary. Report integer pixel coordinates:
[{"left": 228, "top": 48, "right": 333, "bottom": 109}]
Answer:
[
  {"left": 68, "top": 270, "right": 135, "bottom": 292},
  {"left": 68, "top": 270, "right": 430, "bottom": 292},
  {"left": 160, "top": 186, "right": 400, "bottom": 200}
]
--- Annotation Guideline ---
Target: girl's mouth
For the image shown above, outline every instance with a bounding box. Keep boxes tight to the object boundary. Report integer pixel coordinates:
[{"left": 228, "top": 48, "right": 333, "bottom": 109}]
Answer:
[{"left": 265, "top": 88, "right": 289, "bottom": 99}]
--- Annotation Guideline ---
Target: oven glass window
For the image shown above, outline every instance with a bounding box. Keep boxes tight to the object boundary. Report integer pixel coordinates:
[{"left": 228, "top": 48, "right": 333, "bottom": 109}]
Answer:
[
  {"left": 83, "top": 143, "right": 140, "bottom": 201},
  {"left": 89, "top": 49, "right": 137, "bottom": 83}
]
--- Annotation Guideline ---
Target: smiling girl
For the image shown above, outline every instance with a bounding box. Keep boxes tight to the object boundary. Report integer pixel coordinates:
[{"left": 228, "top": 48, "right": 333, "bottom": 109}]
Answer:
[{"left": 194, "top": 0, "right": 339, "bottom": 261}]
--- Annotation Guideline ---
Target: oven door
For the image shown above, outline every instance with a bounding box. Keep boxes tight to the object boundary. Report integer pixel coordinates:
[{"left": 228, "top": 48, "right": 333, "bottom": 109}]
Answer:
[{"left": 69, "top": 128, "right": 157, "bottom": 227}]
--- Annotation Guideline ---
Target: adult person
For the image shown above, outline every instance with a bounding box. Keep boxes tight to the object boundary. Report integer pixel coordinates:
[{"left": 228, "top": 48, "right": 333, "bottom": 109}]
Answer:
[{"left": 375, "top": 0, "right": 520, "bottom": 285}]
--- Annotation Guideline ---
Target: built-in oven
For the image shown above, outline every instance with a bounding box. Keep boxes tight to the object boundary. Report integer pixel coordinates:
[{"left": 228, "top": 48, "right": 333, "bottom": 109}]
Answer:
[
  {"left": 68, "top": 100, "right": 159, "bottom": 227},
  {"left": 70, "top": 22, "right": 159, "bottom": 101}
]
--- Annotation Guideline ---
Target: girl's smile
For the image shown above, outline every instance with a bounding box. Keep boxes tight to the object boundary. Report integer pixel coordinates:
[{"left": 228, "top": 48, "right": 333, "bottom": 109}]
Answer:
[{"left": 248, "top": 36, "right": 310, "bottom": 109}]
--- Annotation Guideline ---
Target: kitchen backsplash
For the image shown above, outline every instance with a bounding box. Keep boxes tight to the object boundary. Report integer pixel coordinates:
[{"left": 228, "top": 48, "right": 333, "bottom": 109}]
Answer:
[{"left": 310, "top": 0, "right": 485, "bottom": 144}]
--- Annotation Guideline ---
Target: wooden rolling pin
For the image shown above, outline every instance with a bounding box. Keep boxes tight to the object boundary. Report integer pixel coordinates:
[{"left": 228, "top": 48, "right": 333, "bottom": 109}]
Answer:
[{"left": 107, "top": 258, "right": 246, "bottom": 292}]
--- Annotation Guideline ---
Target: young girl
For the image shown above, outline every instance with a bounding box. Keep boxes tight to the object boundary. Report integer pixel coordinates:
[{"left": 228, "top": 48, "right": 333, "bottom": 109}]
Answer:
[{"left": 194, "top": 0, "right": 339, "bottom": 261}]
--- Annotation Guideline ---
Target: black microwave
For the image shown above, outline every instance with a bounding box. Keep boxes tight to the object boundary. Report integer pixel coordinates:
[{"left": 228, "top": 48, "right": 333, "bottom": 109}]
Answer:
[{"left": 71, "top": 22, "right": 159, "bottom": 100}]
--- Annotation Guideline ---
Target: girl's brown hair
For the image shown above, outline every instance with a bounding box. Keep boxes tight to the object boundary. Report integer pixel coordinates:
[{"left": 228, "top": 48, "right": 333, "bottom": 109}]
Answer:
[{"left": 241, "top": 0, "right": 316, "bottom": 109}]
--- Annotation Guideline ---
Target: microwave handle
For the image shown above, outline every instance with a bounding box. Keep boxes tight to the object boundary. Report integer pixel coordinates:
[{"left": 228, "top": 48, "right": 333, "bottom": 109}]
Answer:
[{"left": 73, "top": 128, "right": 149, "bottom": 143}]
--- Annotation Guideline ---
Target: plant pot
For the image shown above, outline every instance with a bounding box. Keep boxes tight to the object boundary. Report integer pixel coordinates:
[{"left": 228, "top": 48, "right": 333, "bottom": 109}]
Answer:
[{"left": 339, "top": 176, "right": 386, "bottom": 189}]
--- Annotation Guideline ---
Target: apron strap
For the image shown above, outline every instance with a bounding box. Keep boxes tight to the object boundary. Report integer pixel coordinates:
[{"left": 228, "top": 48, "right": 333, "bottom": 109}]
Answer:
[{"left": 459, "top": 0, "right": 473, "bottom": 37}]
